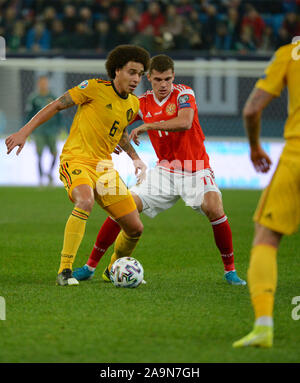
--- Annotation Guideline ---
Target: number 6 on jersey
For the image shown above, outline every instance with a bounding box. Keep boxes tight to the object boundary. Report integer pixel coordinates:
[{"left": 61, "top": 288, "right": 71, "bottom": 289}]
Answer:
[{"left": 109, "top": 120, "right": 119, "bottom": 137}]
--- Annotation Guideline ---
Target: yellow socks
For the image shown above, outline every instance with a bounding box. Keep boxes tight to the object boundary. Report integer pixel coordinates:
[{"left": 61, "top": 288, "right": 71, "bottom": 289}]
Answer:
[
  {"left": 58, "top": 207, "right": 89, "bottom": 274},
  {"left": 232, "top": 244, "right": 277, "bottom": 348},
  {"left": 108, "top": 230, "right": 140, "bottom": 271},
  {"left": 248, "top": 244, "right": 277, "bottom": 320}
]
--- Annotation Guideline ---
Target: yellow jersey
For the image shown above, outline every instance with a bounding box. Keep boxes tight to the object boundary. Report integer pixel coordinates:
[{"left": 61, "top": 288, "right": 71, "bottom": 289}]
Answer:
[
  {"left": 255, "top": 43, "right": 300, "bottom": 142},
  {"left": 60, "top": 79, "right": 139, "bottom": 168}
]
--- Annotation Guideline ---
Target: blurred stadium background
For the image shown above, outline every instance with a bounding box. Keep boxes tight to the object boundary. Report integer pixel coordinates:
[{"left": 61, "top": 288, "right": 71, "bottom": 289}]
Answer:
[{"left": 0, "top": 0, "right": 297, "bottom": 188}]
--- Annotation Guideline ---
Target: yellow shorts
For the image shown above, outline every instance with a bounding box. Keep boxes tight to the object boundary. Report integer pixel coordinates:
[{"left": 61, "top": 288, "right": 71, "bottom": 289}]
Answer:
[
  {"left": 59, "top": 161, "right": 136, "bottom": 219},
  {"left": 254, "top": 143, "right": 300, "bottom": 235}
]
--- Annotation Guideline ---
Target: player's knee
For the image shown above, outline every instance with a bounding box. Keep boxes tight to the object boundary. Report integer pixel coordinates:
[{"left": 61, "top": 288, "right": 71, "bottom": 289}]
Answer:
[
  {"left": 75, "top": 197, "right": 94, "bottom": 213},
  {"left": 72, "top": 185, "right": 95, "bottom": 212},
  {"left": 202, "top": 196, "right": 224, "bottom": 221},
  {"left": 253, "top": 223, "right": 282, "bottom": 248},
  {"left": 132, "top": 221, "right": 144, "bottom": 237},
  {"left": 126, "top": 221, "right": 144, "bottom": 238},
  {"left": 206, "top": 206, "right": 225, "bottom": 221}
]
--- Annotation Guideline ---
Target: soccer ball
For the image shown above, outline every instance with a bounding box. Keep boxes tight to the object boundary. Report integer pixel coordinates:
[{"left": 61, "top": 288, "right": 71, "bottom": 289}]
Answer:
[{"left": 110, "top": 257, "right": 144, "bottom": 288}]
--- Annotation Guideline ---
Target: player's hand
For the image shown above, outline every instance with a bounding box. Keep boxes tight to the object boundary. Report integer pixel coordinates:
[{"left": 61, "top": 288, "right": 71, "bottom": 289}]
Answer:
[
  {"left": 113, "top": 145, "right": 123, "bottom": 155},
  {"left": 5, "top": 131, "right": 27, "bottom": 155},
  {"left": 133, "top": 159, "right": 147, "bottom": 185},
  {"left": 250, "top": 145, "right": 272, "bottom": 173},
  {"left": 129, "top": 125, "right": 148, "bottom": 146}
]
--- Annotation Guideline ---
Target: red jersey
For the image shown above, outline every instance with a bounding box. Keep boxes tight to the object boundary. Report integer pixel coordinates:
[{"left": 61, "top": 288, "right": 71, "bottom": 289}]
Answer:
[{"left": 134, "top": 84, "right": 210, "bottom": 172}]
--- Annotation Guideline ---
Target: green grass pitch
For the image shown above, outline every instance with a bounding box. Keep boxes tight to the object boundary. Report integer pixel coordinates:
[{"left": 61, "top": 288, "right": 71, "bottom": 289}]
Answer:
[{"left": 0, "top": 187, "right": 299, "bottom": 363}]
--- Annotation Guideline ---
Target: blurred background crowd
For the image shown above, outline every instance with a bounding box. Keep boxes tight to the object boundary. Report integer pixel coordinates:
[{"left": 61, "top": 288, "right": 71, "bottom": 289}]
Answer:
[{"left": 1, "top": 0, "right": 300, "bottom": 56}]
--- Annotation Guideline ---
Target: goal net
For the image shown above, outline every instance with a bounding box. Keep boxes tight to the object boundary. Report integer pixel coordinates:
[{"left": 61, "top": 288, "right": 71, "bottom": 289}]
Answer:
[
  {"left": 0, "top": 58, "right": 286, "bottom": 188},
  {"left": 0, "top": 57, "right": 287, "bottom": 138}
]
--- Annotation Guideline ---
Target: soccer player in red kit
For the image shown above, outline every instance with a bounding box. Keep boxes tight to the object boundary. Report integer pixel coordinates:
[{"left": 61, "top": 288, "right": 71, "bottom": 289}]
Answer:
[{"left": 73, "top": 54, "right": 246, "bottom": 286}]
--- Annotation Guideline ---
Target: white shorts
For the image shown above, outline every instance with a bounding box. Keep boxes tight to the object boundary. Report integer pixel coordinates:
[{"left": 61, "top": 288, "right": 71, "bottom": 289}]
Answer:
[{"left": 130, "top": 166, "right": 221, "bottom": 218}]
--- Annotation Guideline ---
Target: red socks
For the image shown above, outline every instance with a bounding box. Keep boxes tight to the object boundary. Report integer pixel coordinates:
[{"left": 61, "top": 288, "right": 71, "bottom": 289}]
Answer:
[
  {"left": 210, "top": 215, "right": 235, "bottom": 272},
  {"left": 88, "top": 214, "right": 235, "bottom": 273},
  {"left": 87, "top": 216, "right": 121, "bottom": 268}
]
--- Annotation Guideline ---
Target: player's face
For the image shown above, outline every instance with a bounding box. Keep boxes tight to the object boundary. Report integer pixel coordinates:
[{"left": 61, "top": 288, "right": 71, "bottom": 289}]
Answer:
[
  {"left": 38, "top": 77, "right": 49, "bottom": 94},
  {"left": 115, "top": 61, "right": 144, "bottom": 95},
  {"left": 148, "top": 69, "right": 175, "bottom": 101}
]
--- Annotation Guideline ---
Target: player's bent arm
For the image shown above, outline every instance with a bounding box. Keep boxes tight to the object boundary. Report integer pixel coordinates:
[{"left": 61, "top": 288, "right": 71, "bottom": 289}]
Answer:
[
  {"left": 118, "top": 129, "right": 147, "bottom": 183},
  {"left": 243, "top": 88, "right": 274, "bottom": 148},
  {"left": 5, "top": 91, "right": 75, "bottom": 155},
  {"left": 118, "top": 129, "right": 140, "bottom": 161},
  {"left": 146, "top": 107, "right": 194, "bottom": 132}
]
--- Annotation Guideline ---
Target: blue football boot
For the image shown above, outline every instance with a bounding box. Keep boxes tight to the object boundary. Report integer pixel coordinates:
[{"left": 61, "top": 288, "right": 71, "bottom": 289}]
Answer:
[
  {"left": 224, "top": 270, "right": 247, "bottom": 285},
  {"left": 73, "top": 265, "right": 95, "bottom": 281}
]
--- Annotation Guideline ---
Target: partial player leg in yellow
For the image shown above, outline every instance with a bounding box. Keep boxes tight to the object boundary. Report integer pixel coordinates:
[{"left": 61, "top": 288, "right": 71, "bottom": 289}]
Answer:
[
  {"left": 57, "top": 184, "right": 94, "bottom": 286},
  {"left": 233, "top": 156, "right": 300, "bottom": 347},
  {"left": 102, "top": 199, "right": 143, "bottom": 282},
  {"left": 58, "top": 207, "right": 90, "bottom": 272},
  {"left": 108, "top": 231, "right": 141, "bottom": 270},
  {"left": 233, "top": 242, "right": 278, "bottom": 348}
]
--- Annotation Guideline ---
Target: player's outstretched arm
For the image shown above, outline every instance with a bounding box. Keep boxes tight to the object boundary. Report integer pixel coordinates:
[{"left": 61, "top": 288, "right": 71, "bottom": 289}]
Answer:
[
  {"left": 243, "top": 88, "right": 274, "bottom": 173},
  {"left": 5, "top": 91, "right": 75, "bottom": 155}
]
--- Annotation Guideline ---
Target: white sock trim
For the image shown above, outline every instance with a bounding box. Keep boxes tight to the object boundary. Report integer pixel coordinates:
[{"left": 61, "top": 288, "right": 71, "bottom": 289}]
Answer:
[
  {"left": 224, "top": 269, "right": 235, "bottom": 274},
  {"left": 211, "top": 215, "right": 228, "bottom": 226},
  {"left": 255, "top": 316, "right": 273, "bottom": 327}
]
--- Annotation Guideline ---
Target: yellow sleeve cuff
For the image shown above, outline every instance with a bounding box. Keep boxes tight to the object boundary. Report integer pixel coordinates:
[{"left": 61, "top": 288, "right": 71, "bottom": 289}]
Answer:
[{"left": 255, "top": 80, "right": 281, "bottom": 97}]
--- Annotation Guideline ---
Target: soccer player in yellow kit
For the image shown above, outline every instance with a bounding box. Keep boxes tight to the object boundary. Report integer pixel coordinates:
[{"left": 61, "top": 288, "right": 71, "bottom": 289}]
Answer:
[
  {"left": 5, "top": 45, "right": 150, "bottom": 286},
  {"left": 233, "top": 42, "right": 300, "bottom": 347}
]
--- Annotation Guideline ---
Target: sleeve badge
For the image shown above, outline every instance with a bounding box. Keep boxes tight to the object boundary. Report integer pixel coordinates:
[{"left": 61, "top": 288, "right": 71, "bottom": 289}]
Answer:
[
  {"left": 78, "top": 80, "right": 89, "bottom": 89},
  {"left": 178, "top": 94, "right": 190, "bottom": 104}
]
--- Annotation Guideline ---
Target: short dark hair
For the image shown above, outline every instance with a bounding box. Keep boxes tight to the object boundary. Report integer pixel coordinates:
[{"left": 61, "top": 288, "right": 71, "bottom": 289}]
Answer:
[
  {"left": 106, "top": 45, "right": 150, "bottom": 79},
  {"left": 149, "top": 55, "right": 174, "bottom": 74}
]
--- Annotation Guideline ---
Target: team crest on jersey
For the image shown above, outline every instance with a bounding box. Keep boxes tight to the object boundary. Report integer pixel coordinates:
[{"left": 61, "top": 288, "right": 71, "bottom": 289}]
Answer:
[
  {"left": 72, "top": 169, "right": 82, "bottom": 175},
  {"left": 166, "top": 103, "right": 176, "bottom": 116},
  {"left": 78, "top": 80, "right": 88, "bottom": 89},
  {"left": 127, "top": 108, "right": 134, "bottom": 122}
]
